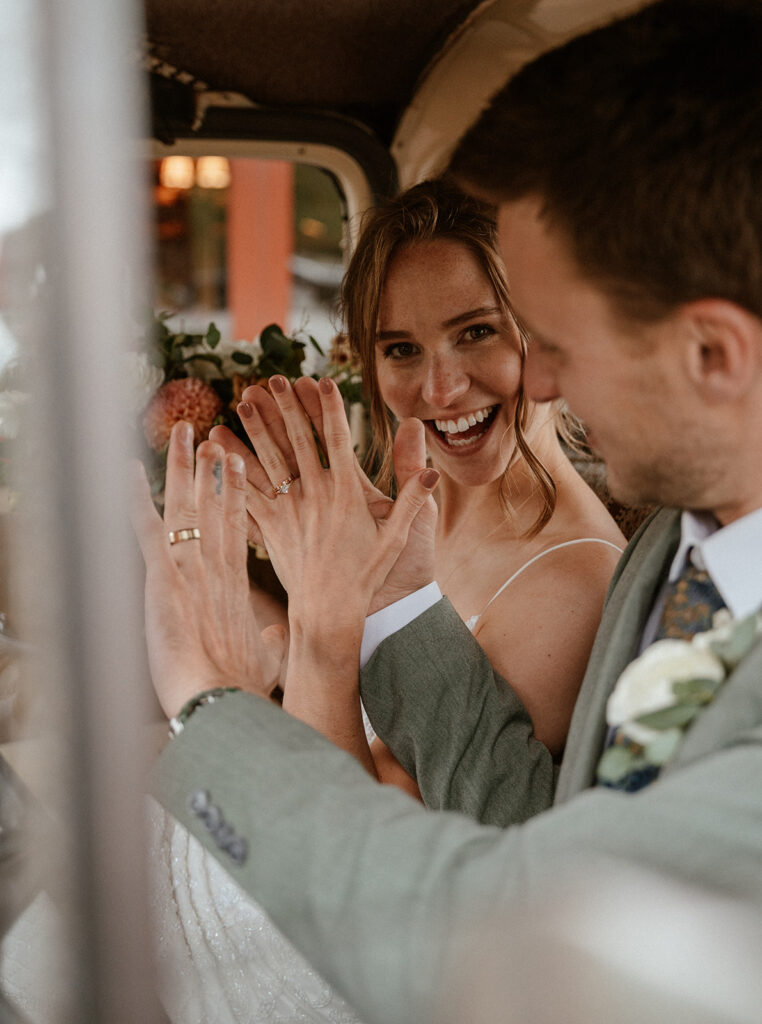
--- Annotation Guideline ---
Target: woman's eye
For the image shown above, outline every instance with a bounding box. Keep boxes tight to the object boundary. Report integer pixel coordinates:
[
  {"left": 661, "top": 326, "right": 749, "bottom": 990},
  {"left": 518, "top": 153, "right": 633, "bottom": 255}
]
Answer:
[
  {"left": 382, "top": 341, "right": 417, "bottom": 360},
  {"left": 463, "top": 323, "right": 496, "bottom": 342}
]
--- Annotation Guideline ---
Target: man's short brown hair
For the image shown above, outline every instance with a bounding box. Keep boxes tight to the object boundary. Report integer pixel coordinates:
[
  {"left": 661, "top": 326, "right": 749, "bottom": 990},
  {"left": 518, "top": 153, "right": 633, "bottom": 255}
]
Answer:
[{"left": 449, "top": 0, "right": 762, "bottom": 323}]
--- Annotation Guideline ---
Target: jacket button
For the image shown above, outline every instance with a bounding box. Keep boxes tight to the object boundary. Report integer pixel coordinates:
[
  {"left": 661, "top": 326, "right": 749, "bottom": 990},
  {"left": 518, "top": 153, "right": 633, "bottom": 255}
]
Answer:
[{"left": 188, "top": 789, "right": 211, "bottom": 814}]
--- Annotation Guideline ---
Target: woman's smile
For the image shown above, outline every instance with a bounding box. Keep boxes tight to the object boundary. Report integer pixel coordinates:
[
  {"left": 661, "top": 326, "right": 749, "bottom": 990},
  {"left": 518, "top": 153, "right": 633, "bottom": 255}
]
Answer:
[{"left": 427, "top": 404, "right": 500, "bottom": 450}]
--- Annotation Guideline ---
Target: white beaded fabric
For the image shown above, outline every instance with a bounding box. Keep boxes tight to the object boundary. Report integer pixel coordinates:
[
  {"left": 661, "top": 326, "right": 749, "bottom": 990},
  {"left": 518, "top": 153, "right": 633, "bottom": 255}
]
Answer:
[{"left": 147, "top": 796, "right": 365, "bottom": 1024}]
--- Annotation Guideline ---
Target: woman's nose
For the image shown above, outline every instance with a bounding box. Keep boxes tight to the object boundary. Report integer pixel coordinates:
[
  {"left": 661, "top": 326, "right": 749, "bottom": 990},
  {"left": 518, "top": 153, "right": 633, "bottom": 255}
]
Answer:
[{"left": 420, "top": 355, "right": 470, "bottom": 408}]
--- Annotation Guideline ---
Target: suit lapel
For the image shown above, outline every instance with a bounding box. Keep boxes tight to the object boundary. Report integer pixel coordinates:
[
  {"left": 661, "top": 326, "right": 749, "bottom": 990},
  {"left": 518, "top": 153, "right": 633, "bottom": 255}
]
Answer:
[{"left": 554, "top": 508, "right": 682, "bottom": 803}]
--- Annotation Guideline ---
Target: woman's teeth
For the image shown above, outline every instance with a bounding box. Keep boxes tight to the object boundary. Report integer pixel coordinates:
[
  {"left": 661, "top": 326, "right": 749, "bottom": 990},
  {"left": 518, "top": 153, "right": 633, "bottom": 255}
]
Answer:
[
  {"left": 433, "top": 405, "right": 496, "bottom": 446},
  {"left": 434, "top": 405, "right": 493, "bottom": 434}
]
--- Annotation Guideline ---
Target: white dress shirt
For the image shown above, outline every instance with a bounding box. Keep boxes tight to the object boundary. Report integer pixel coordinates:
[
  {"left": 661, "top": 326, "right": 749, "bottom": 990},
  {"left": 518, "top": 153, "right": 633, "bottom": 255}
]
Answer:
[{"left": 638, "top": 507, "right": 762, "bottom": 651}]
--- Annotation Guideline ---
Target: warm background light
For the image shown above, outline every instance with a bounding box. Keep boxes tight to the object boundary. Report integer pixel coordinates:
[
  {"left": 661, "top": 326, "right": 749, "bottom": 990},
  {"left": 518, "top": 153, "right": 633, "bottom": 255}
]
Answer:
[
  {"left": 195, "top": 156, "right": 231, "bottom": 189},
  {"left": 159, "top": 155, "right": 194, "bottom": 190}
]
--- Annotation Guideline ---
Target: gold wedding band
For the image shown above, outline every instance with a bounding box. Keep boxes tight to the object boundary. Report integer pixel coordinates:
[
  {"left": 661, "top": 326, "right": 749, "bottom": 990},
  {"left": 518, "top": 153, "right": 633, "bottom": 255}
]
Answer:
[
  {"left": 168, "top": 528, "right": 201, "bottom": 545},
  {"left": 272, "top": 475, "right": 296, "bottom": 497}
]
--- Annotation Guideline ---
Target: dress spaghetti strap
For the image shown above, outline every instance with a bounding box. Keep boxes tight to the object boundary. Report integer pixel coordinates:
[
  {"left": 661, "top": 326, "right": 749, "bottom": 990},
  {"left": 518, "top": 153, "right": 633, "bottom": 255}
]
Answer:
[{"left": 464, "top": 537, "right": 623, "bottom": 632}]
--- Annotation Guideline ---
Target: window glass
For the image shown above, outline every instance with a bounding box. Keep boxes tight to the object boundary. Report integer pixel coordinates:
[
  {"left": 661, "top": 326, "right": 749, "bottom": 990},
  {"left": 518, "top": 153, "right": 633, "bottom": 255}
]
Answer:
[{"left": 150, "top": 157, "right": 345, "bottom": 365}]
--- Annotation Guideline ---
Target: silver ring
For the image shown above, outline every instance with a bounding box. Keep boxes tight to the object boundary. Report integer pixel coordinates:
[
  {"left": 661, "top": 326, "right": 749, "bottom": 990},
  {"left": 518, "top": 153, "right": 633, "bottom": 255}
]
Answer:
[
  {"left": 169, "top": 527, "right": 201, "bottom": 545},
  {"left": 272, "top": 475, "right": 296, "bottom": 497}
]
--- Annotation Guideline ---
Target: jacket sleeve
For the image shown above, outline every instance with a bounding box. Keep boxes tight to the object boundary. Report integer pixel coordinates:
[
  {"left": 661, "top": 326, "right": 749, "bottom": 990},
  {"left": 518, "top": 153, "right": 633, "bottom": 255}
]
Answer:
[
  {"left": 359, "top": 597, "right": 557, "bottom": 825},
  {"left": 150, "top": 691, "right": 762, "bottom": 1024}
]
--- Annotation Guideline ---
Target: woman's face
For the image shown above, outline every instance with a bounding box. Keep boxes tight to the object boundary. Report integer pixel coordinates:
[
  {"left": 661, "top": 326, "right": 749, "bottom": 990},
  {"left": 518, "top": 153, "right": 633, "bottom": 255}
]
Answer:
[{"left": 375, "top": 238, "right": 524, "bottom": 486}]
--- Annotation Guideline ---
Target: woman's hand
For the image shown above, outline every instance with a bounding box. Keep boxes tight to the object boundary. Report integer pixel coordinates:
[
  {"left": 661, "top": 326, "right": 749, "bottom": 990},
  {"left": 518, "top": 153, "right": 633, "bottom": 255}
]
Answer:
[
  {"left": 229, "top": 376, "right": 439, "bottom": 633},
  {"left": 131, "top": 421, "right": 286, "bottom": 720},
  {"left": 212, "top": 377, "right": 439, "bottom": 616}
]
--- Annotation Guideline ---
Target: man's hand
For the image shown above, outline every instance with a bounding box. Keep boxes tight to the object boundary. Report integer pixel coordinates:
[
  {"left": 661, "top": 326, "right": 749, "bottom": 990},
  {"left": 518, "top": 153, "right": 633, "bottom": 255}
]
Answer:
[{"left": 130, "top": 422, "right": 286, "bottom": 720}]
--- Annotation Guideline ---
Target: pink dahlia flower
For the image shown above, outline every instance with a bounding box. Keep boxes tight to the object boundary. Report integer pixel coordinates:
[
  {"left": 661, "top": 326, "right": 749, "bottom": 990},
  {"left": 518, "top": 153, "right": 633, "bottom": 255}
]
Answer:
[{"left": 143, "top": 377, "right": 223, "bottom": 451}]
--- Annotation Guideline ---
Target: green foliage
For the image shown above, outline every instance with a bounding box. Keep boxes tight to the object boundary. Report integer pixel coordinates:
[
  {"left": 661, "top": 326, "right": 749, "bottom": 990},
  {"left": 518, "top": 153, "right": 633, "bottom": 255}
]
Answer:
[
  {"left": 141, "top": 313, "right": 367, "bottom": 504},
  {"left": 256, "top": 324, "right": 306, "bottom": 379},
  {"left": 643, "top": 728, "right": 682, "bottom": 766},
  {"left": 635, "top": 703, "right": 700, "bottom": 731},
  {"left": 596, "top": 744, "right": 641, "bottom": 784}
]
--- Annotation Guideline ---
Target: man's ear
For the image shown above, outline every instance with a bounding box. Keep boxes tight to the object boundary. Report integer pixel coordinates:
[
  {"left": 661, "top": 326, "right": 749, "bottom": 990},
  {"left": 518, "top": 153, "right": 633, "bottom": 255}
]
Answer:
[{"left": 681, "top": 299, "right": 761, "bottom": 401}]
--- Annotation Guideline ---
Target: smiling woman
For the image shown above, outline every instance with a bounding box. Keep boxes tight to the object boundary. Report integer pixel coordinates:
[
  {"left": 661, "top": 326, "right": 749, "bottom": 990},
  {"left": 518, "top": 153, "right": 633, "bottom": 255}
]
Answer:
[{"left": 294, "top": 179, "right": 626, "bottom": 777}]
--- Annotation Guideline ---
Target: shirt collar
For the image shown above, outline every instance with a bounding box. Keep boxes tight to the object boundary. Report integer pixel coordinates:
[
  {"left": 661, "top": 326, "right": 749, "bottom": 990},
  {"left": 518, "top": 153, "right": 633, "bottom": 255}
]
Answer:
[{"left": 669, "top": 507, "right": 762, "bottom": 619}]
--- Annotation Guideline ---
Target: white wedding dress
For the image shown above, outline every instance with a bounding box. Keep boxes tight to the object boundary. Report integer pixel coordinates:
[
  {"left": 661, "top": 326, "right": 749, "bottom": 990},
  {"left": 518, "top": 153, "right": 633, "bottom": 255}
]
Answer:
[{"left": 0, "top": 808, "right": 364, "bottom": 1024}]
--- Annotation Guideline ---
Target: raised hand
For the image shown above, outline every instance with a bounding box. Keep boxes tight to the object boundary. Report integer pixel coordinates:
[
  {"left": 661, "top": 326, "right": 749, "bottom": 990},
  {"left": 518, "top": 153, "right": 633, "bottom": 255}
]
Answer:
[
  {"left": 213, "top": 377, "right": 438, "bottom": 614},
  {"left": 131, "top": 421, "right": 286, "bottom": 720},
  {"left": 368, "top": 416, "right": 438, "bottom": 613},
  {"left": 229, "top": 376, "right": 439, "bottom": 631}
]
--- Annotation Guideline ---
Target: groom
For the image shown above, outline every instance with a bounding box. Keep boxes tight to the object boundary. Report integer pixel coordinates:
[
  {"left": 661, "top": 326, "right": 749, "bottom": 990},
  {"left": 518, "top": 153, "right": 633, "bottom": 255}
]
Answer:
[{"left": 149, "top": 2, "right": 762, "bottom": 1022}]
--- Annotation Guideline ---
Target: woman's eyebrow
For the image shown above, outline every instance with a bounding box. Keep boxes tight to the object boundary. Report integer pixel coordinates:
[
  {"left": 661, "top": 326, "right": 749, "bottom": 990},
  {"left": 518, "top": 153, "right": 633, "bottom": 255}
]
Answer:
[
  {"left": 376, "top": 305, "right": 503, "bottom": 342},
  {"left": 376, "top": 328, "right": 411, "bottom": 341},
  {"left": 441, "top": 305, "right": 502, "bottom": 328}
]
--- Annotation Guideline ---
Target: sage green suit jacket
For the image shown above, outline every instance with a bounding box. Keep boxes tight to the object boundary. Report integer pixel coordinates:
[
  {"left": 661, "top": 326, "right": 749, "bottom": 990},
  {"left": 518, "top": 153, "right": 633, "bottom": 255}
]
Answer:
[{"left": 152, "top": 507, "right": 762, "bottom": 1024}]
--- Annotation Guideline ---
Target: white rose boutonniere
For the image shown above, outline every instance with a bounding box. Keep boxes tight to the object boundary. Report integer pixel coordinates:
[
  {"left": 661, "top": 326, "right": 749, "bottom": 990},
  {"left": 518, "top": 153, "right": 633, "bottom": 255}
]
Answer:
[{"left": 597, "top": 609, "right": 762, "bottom": 786}]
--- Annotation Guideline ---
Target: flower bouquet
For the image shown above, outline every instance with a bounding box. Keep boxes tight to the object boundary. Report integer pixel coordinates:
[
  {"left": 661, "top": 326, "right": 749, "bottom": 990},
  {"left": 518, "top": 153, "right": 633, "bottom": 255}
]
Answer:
[{"left": 130, "top": 314, "right": 364, "bottom": 504}]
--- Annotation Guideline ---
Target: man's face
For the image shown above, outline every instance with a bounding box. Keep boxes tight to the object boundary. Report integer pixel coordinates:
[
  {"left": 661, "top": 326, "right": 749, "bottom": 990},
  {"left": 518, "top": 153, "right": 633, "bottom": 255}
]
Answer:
[{"left": 497, "top": 198, "right": 721, "bottom": 511}]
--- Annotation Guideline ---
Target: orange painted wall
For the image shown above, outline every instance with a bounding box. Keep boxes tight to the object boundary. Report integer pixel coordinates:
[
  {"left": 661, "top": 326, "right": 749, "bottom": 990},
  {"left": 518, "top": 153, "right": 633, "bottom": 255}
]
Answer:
[{"left": 227, "top": 160, "right": 293, "bottom": 341}]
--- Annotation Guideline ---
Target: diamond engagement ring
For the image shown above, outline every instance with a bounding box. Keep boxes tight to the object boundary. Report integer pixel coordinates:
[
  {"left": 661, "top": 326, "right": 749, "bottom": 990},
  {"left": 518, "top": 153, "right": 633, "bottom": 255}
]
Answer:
[
  {"left": 168, "top": 528, "right": 201, "bottom": 545},
  {"left": 272, "top": 475, "right": 296, "bottom": 496}
]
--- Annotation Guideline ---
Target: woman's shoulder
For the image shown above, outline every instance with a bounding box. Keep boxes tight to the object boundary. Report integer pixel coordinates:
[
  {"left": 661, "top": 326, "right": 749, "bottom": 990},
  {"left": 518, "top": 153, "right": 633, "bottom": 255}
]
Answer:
[{"left": 473, "top": 482, "right": 625, "bottom": 627}]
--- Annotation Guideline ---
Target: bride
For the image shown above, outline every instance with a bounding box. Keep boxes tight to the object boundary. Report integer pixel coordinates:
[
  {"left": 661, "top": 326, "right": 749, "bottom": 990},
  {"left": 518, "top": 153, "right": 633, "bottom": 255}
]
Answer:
[{"left": 148, "top": 180, "right": 624, "bottom": 1022}]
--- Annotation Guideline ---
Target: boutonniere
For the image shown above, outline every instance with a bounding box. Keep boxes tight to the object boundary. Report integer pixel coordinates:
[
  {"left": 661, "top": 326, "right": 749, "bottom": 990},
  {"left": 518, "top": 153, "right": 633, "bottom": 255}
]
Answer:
[{"left": 597, "top": 609, "right": 762, "bottom": 786}]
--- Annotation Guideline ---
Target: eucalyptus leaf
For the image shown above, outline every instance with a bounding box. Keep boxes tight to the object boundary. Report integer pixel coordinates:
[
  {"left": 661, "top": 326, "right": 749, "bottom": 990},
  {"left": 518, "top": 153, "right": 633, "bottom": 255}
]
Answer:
[
  {"left": 231, "top": 350, "right": 254, "bottom": 365},
  {"left": 644, "top": 727, "right": 682, "bottom": 766},
  {"left": 673, "top": 677, "right": 723, "bottom": 704},
  {"left": 636, "top": 703, "right": 700, "bottom": 730},
  {"left": 597, "top": 744, "right": 641, "bottom": 784},
  {"left": 309, "top": 335, "right": 325, "bottom": 356},
  {"left": 205, "top": 323, "right": 221, "bottom": 349}
]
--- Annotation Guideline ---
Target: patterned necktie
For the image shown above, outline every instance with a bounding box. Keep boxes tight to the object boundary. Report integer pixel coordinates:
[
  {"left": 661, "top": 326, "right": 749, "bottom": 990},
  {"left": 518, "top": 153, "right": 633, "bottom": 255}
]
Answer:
[
  {"left": 653, "top": 558, "right": 726, "bottom": 642},
  {"left": 599, "top": 550, "right": 726, "bottom": 792}
]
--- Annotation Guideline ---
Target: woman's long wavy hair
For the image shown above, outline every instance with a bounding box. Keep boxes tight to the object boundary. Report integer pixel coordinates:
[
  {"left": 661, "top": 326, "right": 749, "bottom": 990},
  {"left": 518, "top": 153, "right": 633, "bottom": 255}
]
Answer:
[{"left": 341, "top": 178, "right": 561, "bottom": 536}]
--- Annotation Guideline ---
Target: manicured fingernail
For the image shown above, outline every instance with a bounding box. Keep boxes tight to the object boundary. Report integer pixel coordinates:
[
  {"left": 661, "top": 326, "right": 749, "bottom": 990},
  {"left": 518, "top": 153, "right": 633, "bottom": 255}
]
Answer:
[
  {"left": 270, "top": 375, "right": 286, "bottom": 394},
  {"left": 421, "top": 469, "right": 439, "bottom": 489},
  {"left": 319, "top": 377, "right": 333, "bottom": 395},
  {"left": 238, "top": 401, "right": 252, "bottom": 418}
]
